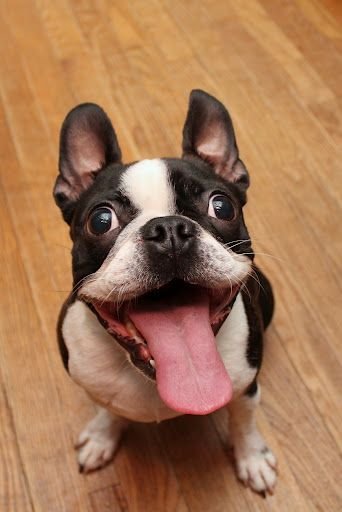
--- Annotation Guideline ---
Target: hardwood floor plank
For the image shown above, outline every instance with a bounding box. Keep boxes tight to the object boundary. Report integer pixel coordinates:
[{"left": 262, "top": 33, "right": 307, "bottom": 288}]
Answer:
[
  {"left": 0, "top": 173, "right": 88, "bottom": 511},
  {"left": 231, "top": 0, "right": 335, "bottom": 105},
  {"left": 262, "top": 0, "right": 342, "bottom": 101},
  {"left": 296, "top": 0, "right": 342, "bottom": 45},
  {"left": 159, "top": 416, "right": 253, "bottom": 512},
  {"left": 0, "top": 360, "right": 33, "bottom": 512},
  {"left": 262, "top": 327, "right": 341, "bottom": 507},
  {"left": 114, "top": 424, "right": 189, "bottom": 512},
  {"left": 89, "top": 484, "right": 128, "bottom": 512},
  {"left": 0, "top": 31, "right": 104, "bottom": 504},
  {"left": 34, "top": 0, "right": 139, "bottom": 159}
]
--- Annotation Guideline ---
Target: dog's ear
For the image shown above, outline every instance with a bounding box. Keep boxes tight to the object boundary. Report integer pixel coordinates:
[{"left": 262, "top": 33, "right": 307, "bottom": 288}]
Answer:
[
  {"left": 53, "top": 103, "right": 122, "bottom": 223},
  {"left": 182, "top": 89, "right": 249, "bottom": 190}
]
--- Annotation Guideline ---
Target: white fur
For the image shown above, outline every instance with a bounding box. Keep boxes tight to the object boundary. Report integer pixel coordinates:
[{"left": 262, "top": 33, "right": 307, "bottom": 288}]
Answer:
[
  {"left": 216, "top": 293, "right": 256, "bottom": 396},
  {"left": 62, "top": 293, "right": 255, "bottom": 423},
  {"left": 120, "top": 159, "right": 175, "bottom": 215}
]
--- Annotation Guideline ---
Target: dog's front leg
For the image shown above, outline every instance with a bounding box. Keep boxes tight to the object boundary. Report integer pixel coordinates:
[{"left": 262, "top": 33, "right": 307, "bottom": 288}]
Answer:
[
  {"left": 228, "top": 384, "right": 278, "bottom": 495},
  {"left": 75, "top": 406, "right": 129, "bottom": 473}
]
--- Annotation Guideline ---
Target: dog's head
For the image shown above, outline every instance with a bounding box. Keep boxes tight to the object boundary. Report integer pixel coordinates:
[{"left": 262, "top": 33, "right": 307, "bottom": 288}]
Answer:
[{"left": 54, "top": 90, "right": 253, "bottom": 415}]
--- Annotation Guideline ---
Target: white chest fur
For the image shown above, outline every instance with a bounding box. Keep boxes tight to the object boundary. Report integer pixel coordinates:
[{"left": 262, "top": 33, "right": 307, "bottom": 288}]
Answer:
[{"left": 62, "top": 294, "right": 256, "bottom": 423}]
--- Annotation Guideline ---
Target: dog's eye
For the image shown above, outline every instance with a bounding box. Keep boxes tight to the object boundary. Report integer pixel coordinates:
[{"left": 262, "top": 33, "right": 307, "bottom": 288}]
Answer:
[
  {"left": 208, "top": 194, "right": 235, "bottom": 221},
  {"left": 87, "top": 207, "right": 118, "bottom": 235}
]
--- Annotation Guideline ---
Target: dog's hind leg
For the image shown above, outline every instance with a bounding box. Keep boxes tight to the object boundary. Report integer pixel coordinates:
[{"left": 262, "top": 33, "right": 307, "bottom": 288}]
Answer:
[
  {"left": 228, "top": 383, "right": 278, "bottom": 495},
  {"left": 75, "top": 406, "right": 128, "bottom": 473}
]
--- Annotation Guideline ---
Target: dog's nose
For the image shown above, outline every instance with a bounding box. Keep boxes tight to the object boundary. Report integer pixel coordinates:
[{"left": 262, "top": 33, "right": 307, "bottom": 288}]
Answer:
[{"left": 141, "top": 216, "right": 197, "bottom": 254}]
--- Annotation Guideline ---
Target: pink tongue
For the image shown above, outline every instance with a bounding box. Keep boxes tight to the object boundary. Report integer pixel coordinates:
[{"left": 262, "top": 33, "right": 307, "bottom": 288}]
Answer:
[{"left": 129, "top": 287, "right": 232, "bottom": 415}]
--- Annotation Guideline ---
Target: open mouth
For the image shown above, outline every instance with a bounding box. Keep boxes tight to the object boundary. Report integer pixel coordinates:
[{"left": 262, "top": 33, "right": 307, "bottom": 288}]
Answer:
[{"left": 85, "top": 280, "right": 239, "bottom": 415}]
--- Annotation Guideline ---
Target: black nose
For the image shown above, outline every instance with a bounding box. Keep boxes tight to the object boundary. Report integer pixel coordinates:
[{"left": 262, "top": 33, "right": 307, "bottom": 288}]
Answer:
[{"left": 141, "top": 216, "right": 197, "bottom": 254}]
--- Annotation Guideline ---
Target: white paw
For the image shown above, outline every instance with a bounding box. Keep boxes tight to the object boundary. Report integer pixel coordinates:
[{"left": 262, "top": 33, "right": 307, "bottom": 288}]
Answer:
[
  {"left": 235, "top": 447, "right": 278, "bottom": 495},
  {"left": 75, "top": 411, "right": 125, "bottom": 473},
  {"left": 76, "top": 430, "right": 118, "bottom": 473}
]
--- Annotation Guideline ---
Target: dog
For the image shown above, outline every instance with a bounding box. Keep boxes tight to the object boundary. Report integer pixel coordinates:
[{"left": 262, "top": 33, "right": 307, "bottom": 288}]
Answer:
[{"left": 53, "top": 89, "right": 277, "bottom": 494}]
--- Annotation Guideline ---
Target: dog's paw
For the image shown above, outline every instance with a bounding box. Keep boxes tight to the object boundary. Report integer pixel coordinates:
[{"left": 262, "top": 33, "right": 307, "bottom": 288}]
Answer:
[
  {"left": 235, "top": 447, "right": 278, "bottom": 495},
  {"left": 75, "top": 410, "right": 126, "bottom": 473},
  {"left": 76, "top": 430, "right": 118, "bottom": 473}
]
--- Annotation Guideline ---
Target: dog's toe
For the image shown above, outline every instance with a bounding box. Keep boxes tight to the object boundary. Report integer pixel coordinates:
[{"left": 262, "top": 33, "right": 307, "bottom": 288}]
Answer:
[
  {"left": 76, "top": 410, "right": 127, "bottom": 474},
  {"left": 236, "top": 447, "right": 278, "bottom": 495},
  {"left": 77, "top": 431, "right": 118, "bottom": 473}
]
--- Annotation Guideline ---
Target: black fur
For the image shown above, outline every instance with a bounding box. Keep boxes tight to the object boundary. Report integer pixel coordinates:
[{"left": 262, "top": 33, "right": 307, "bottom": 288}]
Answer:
[
  {"left": 245, "top": 378, "right": 258, "bottom": 397},
  {"left": 255, "top": 267, "right": 275, "bottom": 329},
  {"left": 242, "top": 266, "right": 274, "bottom": 371}
]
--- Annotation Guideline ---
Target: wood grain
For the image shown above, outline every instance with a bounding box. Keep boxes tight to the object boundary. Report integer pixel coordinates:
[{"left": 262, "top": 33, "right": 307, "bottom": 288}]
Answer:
[
  {"left": 0, "top": 1, "right": 341, "bottom": 510},
  {"left": 0, "top": 330, "right": 33, "bottom": 512}
]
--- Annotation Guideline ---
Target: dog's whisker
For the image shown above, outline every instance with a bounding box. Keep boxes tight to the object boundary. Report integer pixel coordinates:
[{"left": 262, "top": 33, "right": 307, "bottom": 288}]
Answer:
[
  {"left": 242, "top": 252, "right": 285, "bottom": 263},
  {"left": 248, "top": 270, "right": 265, "bottom": 295},
  {"left": 224, "top": 239, "right": 252, "bottom": 249}
]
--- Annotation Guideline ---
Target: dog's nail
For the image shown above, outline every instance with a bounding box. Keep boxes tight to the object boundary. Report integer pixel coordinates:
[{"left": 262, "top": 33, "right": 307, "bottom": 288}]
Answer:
[
  {"left": 260, "top": 490, "right": 267, "bottom": 499},
  {"left": 78, "top": 464, "right": 84, "bottom": 474},
  {"left": 150, "top": 359, "right": 155, "bottom": 368}
]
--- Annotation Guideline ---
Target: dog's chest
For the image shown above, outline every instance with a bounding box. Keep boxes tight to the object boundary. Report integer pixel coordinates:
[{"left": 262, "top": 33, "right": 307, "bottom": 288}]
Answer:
[{"left": 62, "top": 295, "right": 256, "bottom": 423}]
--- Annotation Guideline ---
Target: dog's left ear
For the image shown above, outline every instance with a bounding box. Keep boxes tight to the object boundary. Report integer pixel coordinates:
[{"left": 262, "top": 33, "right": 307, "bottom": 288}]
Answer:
[
  {"left": 53, "top": 103, "right": 122, "bottom": 223},
  {"left": 182, "top": 89, "right": 249, "bottom": 190}
]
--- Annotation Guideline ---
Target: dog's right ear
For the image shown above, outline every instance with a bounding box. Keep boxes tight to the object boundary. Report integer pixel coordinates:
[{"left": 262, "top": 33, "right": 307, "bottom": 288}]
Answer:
[{"left": 53, "top": 103, "right": 122, "bottom": 224}]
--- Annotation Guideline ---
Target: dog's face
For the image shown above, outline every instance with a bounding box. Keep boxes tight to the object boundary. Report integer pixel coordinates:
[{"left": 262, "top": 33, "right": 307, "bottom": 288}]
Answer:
[{"left": 54, "top": 90, "right": 253, "bottom": 415}]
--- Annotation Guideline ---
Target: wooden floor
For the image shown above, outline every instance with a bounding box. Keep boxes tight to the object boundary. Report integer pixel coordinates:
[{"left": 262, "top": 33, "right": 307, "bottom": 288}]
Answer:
[{"left": 0, "top": 1, "right": 341, "bottom": 510}]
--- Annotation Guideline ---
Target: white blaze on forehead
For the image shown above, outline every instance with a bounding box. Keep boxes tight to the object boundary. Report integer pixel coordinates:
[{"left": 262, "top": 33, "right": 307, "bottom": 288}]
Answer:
[{"left": 120, "top": 159, "right": 175, "bottom": 215}]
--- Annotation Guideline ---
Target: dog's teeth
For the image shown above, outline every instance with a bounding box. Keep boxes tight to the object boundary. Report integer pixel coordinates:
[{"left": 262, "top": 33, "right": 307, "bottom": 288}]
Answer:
[
  {"left": 125, "top": 318, "right": 145, "bottom": 342},
  {"left": 150, "top": 359, "right": 155, "bottom": 368}
]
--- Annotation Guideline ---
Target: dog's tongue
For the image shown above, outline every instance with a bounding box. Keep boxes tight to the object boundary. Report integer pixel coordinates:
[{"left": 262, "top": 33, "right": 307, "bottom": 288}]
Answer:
[{"left": 129, "top": 287, "right": 232, "bottom": 415}]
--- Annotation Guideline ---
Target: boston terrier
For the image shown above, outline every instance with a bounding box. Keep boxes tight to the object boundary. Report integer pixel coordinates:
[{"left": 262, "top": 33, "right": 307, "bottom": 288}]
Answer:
[{"left": 54, "top": 90, "right": 277, "bottom": 494}]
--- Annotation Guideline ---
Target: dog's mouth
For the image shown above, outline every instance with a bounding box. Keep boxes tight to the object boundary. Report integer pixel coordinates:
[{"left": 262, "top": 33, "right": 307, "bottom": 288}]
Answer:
[{"left": 87, "top": 280, "right": 239, "bottom": 415}]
